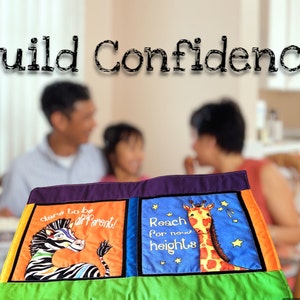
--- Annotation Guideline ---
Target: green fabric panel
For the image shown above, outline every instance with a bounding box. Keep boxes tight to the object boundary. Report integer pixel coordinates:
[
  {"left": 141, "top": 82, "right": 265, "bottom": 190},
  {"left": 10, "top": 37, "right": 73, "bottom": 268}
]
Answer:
[{"left": 0, "top": 271, "right": 292, "bottom": 300}]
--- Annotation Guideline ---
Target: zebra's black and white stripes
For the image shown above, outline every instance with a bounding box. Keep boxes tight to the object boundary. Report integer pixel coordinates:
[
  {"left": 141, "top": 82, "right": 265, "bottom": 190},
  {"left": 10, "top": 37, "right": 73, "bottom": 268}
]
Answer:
[{"left": 25, "top": 218, "right": 112, "bottom": 281}]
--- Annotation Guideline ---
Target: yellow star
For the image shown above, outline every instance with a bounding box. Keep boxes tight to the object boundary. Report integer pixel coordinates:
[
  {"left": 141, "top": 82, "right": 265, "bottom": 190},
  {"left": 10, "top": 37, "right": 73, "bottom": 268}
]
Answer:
[
  {"left": 160, "top": 261, "right": 166, "bottom": 265},
  {"left": 166, "top": 212, "right": 173, "bottom": 217},
  {"left": 174, "top": 258, "right": 182, "bottom": 264},
  {"left": 221, "top": 201, "right": 229, "bottom": 206},
  {"left": 152, "top": 204, "right": 158, "bottom": 210},
  {"left": 217, "top": 207, "right": 223, "bottom": 211},
  {"left": 232, "top": 219, "right": 238, "bottom": 223},
  {"left": 232, "top": 239, "right": 243, "bottom": 247}
]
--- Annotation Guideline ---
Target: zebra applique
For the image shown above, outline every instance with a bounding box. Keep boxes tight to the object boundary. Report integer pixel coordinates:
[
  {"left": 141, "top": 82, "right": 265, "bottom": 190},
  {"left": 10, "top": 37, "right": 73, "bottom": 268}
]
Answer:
[{"left": 25, "top": 218, "right": 112, "bottom": 281}]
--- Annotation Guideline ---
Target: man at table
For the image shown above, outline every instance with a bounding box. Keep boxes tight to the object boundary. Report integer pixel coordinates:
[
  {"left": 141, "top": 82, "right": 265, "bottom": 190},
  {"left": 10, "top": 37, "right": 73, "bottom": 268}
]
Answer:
[{"left": 0, "top": 81, "right": 107, "bottom": 217}]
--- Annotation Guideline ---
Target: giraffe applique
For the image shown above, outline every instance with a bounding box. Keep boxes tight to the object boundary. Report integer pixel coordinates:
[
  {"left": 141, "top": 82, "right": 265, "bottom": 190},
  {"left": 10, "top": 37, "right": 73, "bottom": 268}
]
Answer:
[{"left": 183, "top": 200, "right": 246, "bottom": 272}]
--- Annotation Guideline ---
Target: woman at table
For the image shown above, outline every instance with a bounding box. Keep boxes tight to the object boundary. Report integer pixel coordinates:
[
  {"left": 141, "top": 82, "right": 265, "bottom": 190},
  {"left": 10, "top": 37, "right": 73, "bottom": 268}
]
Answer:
[{"left": 184, "top": 98, "right": 300, "bottom": 292}]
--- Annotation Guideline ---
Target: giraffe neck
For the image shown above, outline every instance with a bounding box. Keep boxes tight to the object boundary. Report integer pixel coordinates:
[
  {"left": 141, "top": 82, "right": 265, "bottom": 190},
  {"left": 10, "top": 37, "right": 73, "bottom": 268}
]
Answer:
[
  {"left": 198, "top": 231, "right": 243, "bottom": 272},
  {"left": 198, "top": 231, "right": 225, "bottom": 271},
  {"left": 184, "top": 204, "right": 244, "bottom": 272}
]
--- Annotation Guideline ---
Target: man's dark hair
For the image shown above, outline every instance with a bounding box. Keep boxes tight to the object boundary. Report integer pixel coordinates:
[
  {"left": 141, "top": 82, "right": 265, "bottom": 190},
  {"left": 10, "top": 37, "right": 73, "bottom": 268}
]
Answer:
[
  {"left": 41, "top": 81, "right": 91, "bottom": 124},
  {"left": 190, "top": 98, "right": 245, "bottom": 153}
]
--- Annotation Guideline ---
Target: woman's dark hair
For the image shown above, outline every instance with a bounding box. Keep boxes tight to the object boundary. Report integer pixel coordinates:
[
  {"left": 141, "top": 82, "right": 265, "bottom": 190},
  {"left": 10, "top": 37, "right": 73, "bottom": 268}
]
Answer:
[
  {"left": 103, "top": 122, "right": 144, "bottom": 175},
  {"left": 190, "top": 98, "right": 245, "bottom": 153},
  {"left": 41, "top": 81, "right": 91, "bottom": 125}
]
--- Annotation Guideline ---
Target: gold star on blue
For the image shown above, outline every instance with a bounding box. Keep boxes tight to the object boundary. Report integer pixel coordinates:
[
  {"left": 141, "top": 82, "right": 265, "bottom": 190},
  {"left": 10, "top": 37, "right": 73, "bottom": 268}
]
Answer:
[
  {"left": 174, "top": 258, "right": 182, "bottom": 264},
  {"left": 152, "top": 204, "right": 158, "bottom": 210},
  {"left": 232, "top": 239, "right": 243, "bottom": 247}
]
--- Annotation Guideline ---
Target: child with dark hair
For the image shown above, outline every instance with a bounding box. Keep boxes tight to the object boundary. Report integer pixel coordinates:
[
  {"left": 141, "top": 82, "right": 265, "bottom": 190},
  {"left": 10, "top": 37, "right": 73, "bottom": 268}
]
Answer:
[
  {"left": 184, "top": 97, "right": 300, "bottom": 292},
  {"left": 100, "top": 123, "right": 149, "bottom": 182}
]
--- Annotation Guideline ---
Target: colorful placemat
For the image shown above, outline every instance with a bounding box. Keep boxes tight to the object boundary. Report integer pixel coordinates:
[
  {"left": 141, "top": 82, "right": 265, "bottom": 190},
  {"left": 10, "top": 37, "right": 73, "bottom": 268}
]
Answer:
[{"left": 0, "top": 171, "right": 292, "bottom": 299}]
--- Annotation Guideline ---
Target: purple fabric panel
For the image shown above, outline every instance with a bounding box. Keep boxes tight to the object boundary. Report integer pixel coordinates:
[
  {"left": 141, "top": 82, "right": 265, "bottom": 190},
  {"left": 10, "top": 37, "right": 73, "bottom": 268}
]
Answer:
[{"left": 27, "top": 171, "right": 250, "bottom": 205}]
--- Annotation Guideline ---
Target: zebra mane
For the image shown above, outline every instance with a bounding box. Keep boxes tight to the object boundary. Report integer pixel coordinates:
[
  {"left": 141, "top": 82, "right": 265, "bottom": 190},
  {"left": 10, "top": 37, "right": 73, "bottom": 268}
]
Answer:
[{"left": 29, "top": 218, "right": 72, "bottom": 256}]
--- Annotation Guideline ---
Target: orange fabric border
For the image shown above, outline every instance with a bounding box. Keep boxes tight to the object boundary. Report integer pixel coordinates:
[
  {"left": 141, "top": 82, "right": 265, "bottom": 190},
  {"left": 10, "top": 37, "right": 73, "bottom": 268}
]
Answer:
[{"left": 241, "top": 189, "right": 280, "bottom": 271}]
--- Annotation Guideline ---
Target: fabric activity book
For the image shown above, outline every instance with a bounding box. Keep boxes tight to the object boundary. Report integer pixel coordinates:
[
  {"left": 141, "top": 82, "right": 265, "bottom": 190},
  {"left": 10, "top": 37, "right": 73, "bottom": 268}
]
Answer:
[{"left": 0, "top": 171, "right": 292, "bottom": 299}]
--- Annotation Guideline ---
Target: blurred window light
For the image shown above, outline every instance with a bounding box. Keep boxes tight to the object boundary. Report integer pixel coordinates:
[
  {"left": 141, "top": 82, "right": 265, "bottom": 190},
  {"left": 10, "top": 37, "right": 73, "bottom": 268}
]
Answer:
[{"left": 0, "top": 0, "right": 84, "bottom": 174}]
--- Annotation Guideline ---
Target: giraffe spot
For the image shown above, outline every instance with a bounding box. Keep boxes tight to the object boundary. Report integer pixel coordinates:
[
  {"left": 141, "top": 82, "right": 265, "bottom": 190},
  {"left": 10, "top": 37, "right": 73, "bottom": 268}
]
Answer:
[
  {"left": 220, "top": 261, "right": 235, "bottom": 271},
  {"left": 189, "top": 217, "right": 197, "bottom": 227},
  {"left": 200, "top": 247, "right": 208, "bottom": 259},
  {"left": 211, "top": 249, "right": 220, "bottom": 259},
  {"left": 206, "top": 239, "right": 213, "bottom": 247},
  {"left": 207, "top": 259, "right": 217, "bottom": 270},
  {"left": 202, "top": 218, "right": 211, "bottom": 227}
]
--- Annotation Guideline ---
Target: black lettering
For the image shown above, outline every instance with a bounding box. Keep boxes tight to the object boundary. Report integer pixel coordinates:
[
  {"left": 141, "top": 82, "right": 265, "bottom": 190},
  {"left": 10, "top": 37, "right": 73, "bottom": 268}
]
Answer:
[
  {"left": 94, "top": 40, "right": 120, "bottom": 73},
  {"left": 0, "top": 48, "right": 25, "bottom": 70},
  {"left": 55, "top": 35, "right": 78, "bottom": 72},
  {"left": 280, "top": 45, "right": 300, "bottom": 72},
  {"left": 122, "top": 49, "right": 143, "bottom": 73},
  {"left": 252, "top": 47, "right": 278, "bottom": 72},
  {"left": 172, "top": 38, "right": 203, "bottom": 72},
  {"left": 191, "top": 37, "right": 203, "bottom": 71},
  {"left": 144, "top": 47, "right": 170, "bottom": 72},
  {"left": 28, "top": 37, "right": 39, "bottom": 71},
  {"left": 205, "top": 35, "right": 227, "bottom": 72},
  {"left": 41, "top": 36, "right": 54, "bottom": 72},
  {"left": 229, "top": 47, "right": 251, "bottom": 72}
]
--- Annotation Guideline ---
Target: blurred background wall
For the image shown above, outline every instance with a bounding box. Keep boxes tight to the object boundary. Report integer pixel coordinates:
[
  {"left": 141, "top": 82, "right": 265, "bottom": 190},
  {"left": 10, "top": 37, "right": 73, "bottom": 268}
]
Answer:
[
  {"left": 4, "top": 0, "right": 300, "bottom": 178},
  {"left": 84, "top": 0, "right": 259, "bottom": 177}
]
